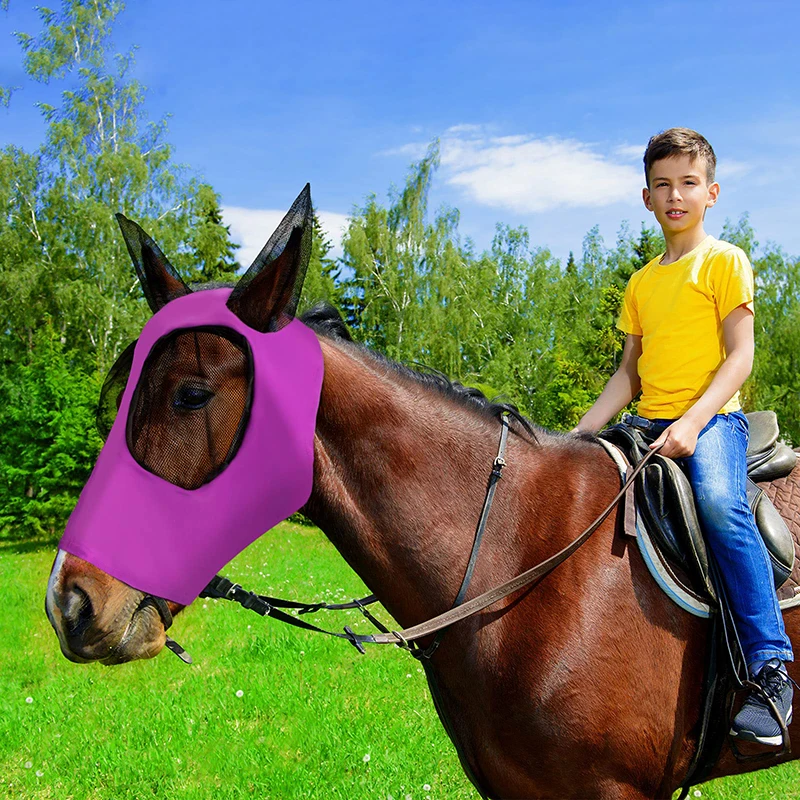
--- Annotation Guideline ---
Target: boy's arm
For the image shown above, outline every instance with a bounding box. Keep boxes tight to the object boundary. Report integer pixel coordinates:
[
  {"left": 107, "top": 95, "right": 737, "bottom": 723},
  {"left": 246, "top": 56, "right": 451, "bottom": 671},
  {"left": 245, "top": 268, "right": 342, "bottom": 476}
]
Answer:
[
  {"left": 649, "top": 305, "right": 754, "bottom": 458},
  {"left": 573, "top": 334, "right": 642, "bottom": 432}
]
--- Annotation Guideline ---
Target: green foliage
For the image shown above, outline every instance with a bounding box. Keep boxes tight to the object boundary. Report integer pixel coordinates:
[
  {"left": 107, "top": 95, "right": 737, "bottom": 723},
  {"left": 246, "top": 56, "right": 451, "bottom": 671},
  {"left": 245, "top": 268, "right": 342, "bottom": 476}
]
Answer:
[
  {"left": 749, "top": 244, "right": 800, "bottom": 444},
  {"left": 14, "top": 0, "right": 122, "bottom": 80},
  {"left": 186, "top": 184, "right": 241, "bottom": 284},
  {"left": 721, "top": 213, "right": 758, "bottom": 260},
  {"left": 341, "top": 142, "right": 448, "bottom": 362},
  {"left": 533, "top": 356, "right": 601, "bottom": 431},
  {"left": 299, "top": 212, "right": 343, "bottom": 311},
  {"left": 0, "top": 1, "right": 239, "bottom": 540},
  {"left": 0, "top": 323, "right": 102, "bottom": 539},
  {"left": 632, "top": 222, "right": 665, "bottom": 272},
  {"left": 0, "top": 84, "right": 17, "bottom": 107},
  {"left": 337, "top": 153, "right": 643, "bottom": 430},
  {"left": 719, "top": 214, "right": 800, "bottom": 444}
]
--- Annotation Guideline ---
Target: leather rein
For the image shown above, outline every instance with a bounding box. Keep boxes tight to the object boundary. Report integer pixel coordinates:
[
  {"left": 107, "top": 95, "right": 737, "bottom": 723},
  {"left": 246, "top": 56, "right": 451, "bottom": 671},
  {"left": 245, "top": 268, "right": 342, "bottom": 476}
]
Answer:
[{"left": 170, "top": 418, "right": 661, "bottom": 663}]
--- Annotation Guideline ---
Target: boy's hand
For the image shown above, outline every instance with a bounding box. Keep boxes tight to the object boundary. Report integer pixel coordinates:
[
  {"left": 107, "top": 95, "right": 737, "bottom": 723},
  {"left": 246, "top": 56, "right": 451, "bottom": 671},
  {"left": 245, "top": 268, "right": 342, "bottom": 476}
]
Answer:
[{"left": 649, "top": 417, "right": 703, "bottom": 458}]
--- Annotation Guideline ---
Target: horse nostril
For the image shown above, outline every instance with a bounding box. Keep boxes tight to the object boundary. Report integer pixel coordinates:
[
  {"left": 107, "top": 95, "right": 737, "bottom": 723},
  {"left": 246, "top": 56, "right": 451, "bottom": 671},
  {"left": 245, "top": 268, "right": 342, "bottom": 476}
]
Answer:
[{"left": 60, "top": 584, "right": 94, "bottom": 638}]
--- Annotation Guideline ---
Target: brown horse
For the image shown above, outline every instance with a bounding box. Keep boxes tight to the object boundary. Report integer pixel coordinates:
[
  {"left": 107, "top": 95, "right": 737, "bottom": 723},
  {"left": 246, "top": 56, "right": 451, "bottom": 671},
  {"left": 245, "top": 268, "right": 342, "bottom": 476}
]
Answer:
[{"left": 46, "top": 199, "right": 800, "bottom": 799}]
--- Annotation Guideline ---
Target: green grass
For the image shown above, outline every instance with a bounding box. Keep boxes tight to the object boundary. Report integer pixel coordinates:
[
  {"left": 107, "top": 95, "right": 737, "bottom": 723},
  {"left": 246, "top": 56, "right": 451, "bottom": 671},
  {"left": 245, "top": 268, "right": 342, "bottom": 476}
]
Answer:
[{"left": 1, "top": 522, "right": 799, "bottom": 799}]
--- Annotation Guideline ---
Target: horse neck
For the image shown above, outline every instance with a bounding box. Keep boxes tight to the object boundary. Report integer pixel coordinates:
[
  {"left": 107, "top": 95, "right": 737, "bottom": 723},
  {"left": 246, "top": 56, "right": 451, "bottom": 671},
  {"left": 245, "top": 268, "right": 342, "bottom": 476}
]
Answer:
[{"left": 303, "top": 337, "right": 519, "bottom": 629}]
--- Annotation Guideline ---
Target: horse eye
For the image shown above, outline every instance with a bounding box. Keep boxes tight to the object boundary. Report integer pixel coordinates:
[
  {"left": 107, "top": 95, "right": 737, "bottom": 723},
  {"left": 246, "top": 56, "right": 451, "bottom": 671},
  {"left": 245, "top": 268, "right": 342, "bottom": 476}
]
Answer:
[{"left": 174, "top": 386, "right": 214, "bottom": 411}]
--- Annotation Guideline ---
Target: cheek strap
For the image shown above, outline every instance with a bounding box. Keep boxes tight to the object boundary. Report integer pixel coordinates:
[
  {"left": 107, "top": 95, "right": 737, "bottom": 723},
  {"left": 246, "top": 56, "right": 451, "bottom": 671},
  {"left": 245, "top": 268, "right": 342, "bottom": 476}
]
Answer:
[{"left": 138, "top": 594, "right": 193, "bottom": 664}]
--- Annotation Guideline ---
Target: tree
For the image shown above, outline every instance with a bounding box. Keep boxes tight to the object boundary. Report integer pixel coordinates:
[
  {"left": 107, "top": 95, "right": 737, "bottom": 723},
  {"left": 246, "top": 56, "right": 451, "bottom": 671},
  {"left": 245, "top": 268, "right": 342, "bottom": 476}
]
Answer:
[
  {"left": 186, "top": 184, "right": 241, "bottom": 284},
  {"left": 0, "top": 1, "right": 239, "bottom": 540},
  {"left": 341, "top": 142, "right": 445, "bottom": 362},
  {"left": 748, "top": 245, "right": 800, "bottom": 443},
  {"left": 720, "top": 213, "right": 758, "bottom": 260},
  {"left": 632, "top": 223, "right": 665, "bottom": 272},
  {"left": 1, "top": 3, "right": 239, "bottom": 368},
  {"left": 719, "top": 214, "right": 800, "bottom": 441},
  {"left": 299, "top": 213, "right": 343, "bottom": 312},
  {"left": 0, "top": 322, "right": 102, "bottom": 538}
]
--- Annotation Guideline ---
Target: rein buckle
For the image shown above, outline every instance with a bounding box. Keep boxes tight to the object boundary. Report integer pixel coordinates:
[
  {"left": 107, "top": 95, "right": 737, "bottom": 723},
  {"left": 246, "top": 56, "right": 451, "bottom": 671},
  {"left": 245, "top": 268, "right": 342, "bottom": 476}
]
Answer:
[{"left": 343, "top": 625, "right": 366, "bottom": 655}]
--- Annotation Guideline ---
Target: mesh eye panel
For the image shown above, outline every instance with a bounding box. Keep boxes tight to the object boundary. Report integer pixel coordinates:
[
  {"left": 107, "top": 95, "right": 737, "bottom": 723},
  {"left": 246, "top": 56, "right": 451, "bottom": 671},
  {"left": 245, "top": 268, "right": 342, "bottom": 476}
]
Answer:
[
  {"left": 97, "top": 340, "right": 138, "bottom": 440},
  {"left": 127, "top": 326, "right": 253, "bottom": 490}
]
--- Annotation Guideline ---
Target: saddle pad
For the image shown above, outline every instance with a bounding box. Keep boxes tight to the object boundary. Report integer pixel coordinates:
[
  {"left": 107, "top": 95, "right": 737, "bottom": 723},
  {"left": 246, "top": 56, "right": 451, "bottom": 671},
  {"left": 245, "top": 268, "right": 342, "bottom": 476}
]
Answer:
[{"left": 599, "top": 440, "right": 800, "bottom": 618}]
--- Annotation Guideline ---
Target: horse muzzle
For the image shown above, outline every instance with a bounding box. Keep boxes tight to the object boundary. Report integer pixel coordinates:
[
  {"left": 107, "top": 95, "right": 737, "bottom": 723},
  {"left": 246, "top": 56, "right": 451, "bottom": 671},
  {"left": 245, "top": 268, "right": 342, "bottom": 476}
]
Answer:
[{"left": 46, "top": 549, "right": 171, "bottom": 664}]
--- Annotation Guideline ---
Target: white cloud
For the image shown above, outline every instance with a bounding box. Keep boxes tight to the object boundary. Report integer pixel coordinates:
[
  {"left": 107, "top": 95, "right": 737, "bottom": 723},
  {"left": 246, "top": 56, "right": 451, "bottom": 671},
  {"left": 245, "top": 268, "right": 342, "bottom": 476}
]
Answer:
[
  {"left": 614, "top": 143, "right": 646, "bottom": 161},
  {"left": 444, "top": 123, "right": 485, "bottom": 136},
  {"left": 222, "top": 206, "right": 350, "bottom": 266},
  {"left": 438, "top": 129, "right": 643, "bottom": 213},
  {"left": 375, "top": 141, "right": 429, "bottom": 159},
  {"left": 715, "top": 159, "right": 752, "bottom": 180},
  {"left": 317, "top": 210, "right": 350, "bottom": 255}
]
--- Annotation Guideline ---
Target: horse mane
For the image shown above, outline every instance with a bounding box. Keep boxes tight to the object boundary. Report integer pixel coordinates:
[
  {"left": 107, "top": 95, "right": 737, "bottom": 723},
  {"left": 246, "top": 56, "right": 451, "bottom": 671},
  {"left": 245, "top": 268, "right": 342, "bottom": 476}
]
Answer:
[
  {"left": 183, "top": 289, "right": 542, "bottom": 442},
  {"left": 300, "top": 302, "right": 540, "bottom": 442}
]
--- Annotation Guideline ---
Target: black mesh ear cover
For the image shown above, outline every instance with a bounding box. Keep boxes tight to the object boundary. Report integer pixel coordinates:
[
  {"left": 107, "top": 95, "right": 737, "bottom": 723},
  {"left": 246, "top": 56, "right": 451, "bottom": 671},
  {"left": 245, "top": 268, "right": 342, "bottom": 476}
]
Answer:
[
  {"left": 97, "top": 340, "right": 138, "bottom": 440},
  {"left": 226, "top": 184, "right": 312, "bottom": 332},
  {"left": 116, "top": 213, "right": 192, "bottom": 314}
]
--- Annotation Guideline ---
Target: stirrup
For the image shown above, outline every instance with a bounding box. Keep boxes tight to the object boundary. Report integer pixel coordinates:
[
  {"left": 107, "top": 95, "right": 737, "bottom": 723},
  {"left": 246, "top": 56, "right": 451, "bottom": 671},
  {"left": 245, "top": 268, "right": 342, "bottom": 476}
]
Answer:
[{"left": 728, "top": 679, "right": 792, "bottom": 762}]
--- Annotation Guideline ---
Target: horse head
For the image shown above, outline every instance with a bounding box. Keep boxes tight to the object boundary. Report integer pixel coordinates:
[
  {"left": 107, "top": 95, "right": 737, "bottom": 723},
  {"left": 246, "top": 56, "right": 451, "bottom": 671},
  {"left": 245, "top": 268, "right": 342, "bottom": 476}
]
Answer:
[{"left": 46, "top": 185, "right": 323, "bottom": 664}]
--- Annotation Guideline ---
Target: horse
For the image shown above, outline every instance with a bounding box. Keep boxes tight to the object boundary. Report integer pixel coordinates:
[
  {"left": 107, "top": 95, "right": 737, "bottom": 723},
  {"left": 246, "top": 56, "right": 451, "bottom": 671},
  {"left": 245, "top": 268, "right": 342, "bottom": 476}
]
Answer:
[{"left": 46, "top": 189, "right": 800, "bottom": 799}]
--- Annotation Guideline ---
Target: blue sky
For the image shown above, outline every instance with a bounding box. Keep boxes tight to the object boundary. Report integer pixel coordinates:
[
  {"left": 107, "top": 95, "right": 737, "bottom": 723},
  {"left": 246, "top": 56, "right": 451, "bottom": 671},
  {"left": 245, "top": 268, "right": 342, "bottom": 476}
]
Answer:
[{"left": 2, "top": 0, "right": 799, "bottom": 265}]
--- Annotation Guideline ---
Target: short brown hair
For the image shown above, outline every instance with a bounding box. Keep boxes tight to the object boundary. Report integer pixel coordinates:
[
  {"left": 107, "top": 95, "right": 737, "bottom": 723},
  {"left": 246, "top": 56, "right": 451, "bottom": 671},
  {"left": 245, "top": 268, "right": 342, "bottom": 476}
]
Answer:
[{"left": 643, "top": 128, "right": 716, "bottom": 187}]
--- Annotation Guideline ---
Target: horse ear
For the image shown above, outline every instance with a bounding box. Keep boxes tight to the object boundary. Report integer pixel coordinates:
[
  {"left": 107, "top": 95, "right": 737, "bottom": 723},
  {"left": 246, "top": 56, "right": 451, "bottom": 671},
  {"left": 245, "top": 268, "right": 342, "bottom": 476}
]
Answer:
[
  {"left": 115, "top": 213, "right": 191, "bottom": 314},
  {"left": 226, "top": 184, "right": 312, "bottom": 333}
]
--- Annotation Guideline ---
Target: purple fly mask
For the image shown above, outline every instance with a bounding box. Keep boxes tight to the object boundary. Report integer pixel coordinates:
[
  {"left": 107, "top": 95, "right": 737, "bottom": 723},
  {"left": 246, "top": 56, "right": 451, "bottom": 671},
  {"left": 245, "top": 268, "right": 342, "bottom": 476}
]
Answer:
[{"left": 59, "top": 186, "right": 324, "bottom": 605}]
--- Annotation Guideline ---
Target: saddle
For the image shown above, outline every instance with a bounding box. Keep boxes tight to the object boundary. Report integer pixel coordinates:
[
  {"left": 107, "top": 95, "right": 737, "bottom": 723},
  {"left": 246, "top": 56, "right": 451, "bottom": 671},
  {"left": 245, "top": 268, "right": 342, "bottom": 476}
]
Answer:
[{"left": 599, "top": 411, "right": 797, "bottom": 605}]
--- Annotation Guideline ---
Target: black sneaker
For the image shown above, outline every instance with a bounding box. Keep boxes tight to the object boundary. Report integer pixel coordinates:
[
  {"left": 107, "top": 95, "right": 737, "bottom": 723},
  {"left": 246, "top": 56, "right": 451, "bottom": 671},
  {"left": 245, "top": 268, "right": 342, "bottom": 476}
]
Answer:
[{"left": 730, "top": 660, "right": 794, "bottom": 746}]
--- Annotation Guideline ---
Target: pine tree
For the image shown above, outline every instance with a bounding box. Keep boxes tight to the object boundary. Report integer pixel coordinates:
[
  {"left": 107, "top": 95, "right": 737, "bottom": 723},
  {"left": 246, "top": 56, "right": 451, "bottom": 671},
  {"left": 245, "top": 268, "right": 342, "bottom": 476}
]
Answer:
[
  {"left": 299, "top": 213, "right": 343, "bottom": 312},
  {"left": 187, "top": 185, "right": 241, "bottom": 284},
  {"left": 632, "top": 223, "right": 665, "bottom": 272}
]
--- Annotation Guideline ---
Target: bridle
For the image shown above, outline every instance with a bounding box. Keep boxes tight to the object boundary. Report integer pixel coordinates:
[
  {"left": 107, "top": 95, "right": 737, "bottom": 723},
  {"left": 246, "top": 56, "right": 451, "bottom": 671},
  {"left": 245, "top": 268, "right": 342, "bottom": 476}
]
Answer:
[
  {"left": 136, "top": 594, "right": 191, "bottom": 662},
  {"left": 162, "top": 418, "right": 660, "bottom": 664}
]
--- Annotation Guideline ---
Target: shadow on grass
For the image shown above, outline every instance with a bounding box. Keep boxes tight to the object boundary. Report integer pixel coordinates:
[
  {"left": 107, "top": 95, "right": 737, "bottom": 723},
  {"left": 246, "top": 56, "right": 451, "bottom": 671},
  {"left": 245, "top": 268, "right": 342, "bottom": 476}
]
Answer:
[{"left": 0, "top": 537, "right": 58, "bottom": 555}]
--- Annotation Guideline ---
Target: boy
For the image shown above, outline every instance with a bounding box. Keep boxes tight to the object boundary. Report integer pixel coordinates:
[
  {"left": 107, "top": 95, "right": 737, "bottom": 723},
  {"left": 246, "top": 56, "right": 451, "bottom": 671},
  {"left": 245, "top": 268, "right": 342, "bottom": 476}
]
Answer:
[{"left": 574, "top": 127, "right": 794, "bottom": 745}]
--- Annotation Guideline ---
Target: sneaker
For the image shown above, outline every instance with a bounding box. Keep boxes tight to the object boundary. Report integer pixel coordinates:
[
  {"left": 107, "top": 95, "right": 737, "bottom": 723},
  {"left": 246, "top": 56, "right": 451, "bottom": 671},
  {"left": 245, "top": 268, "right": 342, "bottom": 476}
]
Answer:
[{"left": 730, "top": 659, "right": 794, "bottom": 746}]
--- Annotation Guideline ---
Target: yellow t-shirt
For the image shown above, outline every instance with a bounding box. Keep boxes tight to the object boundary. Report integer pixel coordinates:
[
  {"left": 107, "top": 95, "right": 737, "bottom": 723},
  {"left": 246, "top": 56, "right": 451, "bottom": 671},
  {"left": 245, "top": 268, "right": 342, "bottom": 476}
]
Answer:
[{"left": 617, "top": 236, "right": 754, "bottom": 419}]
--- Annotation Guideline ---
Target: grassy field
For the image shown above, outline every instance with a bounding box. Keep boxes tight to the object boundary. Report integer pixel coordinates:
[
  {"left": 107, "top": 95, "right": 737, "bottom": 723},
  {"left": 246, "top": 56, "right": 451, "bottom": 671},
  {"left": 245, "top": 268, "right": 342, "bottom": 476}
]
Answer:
[{"left": 2, "top": 522, "right": 799, "bottom": 799}]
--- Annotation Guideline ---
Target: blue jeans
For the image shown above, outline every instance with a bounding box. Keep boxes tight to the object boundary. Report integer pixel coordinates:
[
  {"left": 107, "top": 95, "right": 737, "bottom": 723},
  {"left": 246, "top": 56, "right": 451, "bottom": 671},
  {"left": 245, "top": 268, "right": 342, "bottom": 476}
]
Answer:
[{"left": 630, "top": 411, "right": 793, "bottom": 665}]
